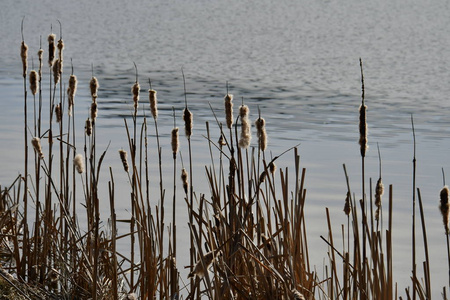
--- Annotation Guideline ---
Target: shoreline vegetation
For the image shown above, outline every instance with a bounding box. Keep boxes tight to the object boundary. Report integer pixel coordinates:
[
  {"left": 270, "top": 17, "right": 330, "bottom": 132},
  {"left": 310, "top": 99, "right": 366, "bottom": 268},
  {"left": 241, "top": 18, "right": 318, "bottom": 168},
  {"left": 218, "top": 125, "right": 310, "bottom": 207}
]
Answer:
[{"left": 0, "top": 22, "right": 448, "bottom": 299}]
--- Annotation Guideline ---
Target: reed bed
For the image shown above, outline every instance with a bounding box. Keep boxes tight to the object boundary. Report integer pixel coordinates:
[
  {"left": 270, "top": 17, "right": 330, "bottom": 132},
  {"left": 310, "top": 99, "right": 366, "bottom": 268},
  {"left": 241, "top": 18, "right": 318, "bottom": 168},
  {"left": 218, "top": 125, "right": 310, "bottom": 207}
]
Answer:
[{"left": 0, "top": 26, "right": 448, "bottom": 300}]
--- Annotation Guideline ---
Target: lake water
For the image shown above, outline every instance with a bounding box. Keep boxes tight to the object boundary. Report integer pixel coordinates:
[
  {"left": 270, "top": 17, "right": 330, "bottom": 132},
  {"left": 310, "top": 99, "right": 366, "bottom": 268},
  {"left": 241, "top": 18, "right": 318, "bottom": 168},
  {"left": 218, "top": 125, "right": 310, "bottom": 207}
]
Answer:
[{"left": 1, "top": 0, "right": 450, "bottom": 296}]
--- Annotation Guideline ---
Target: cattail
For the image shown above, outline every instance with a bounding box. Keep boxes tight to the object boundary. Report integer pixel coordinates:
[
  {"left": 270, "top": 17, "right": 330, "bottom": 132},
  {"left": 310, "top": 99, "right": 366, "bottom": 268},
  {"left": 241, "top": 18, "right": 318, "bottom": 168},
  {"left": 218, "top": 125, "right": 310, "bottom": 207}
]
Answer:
[
  {"left": 38, "top": 48, "right": 43, "bottom": 80},
  {"left": 183, "top": 108, "right": 193, "bottom": 138},
  {"left": 85, "top": 118, "right": 92, "bottom": 136},
  {"left": 343, "top": 191, "right": 351, "bottom": 215},
  {"left": 224, "top": 93, "right": 233, "bottom": 129},
  {"left": 90, "top": 76, "right": 99, "bottom": 100},
  {"left": 238, "top": 105, "right": 251, "bottom": 148},
  {"left": 132, "top": 81, "right": 140, "bottom": 110},
  {"left": 292, "top": 289, "right": 306, "bottom": 300},
  {"left": 52, "top": 59, "right": 60, "bottom": 84},
  {"left": 31, "top": 137, "right": 44, "bottom": 159},
  {"left": 90, "top": 102, "right": 98, "bottom": 122},
  {"left": 67, "top": 74, "right": 77, "bottom": 116},
  {"left": 171, "top": 127, "right": 179, "bottom": 159},
  {"left": 187, "top": 250, "right": 222, "bottom": 279},
  {"left": 149, "top": 89, "right": 158, "bottom": 119},
  {"left": 268, "top": 161, "right": 276, "bottom": 175},
  {"left": 181, "top": 168, "right": 188, "bottom": 194},
  {"left": 259, "top": 170, "right": 267, "bottom": 183},
  {"left": 55, "top": 104, "right": 62, "bottom": 123},
  {"left": 29, "top": 70, "right": 38, "bottom": 95},
  {"left": 48, "top": 33, "right": 56, "bottom": 67},
  {"left": 20, "top": 41, "right": 28, "bottom": 78},
  {"left": 440, "top": 186, "right": 450, "bottom": 234},
  {"left": 375, "top": 177, "right": 384, "bottom": 208},
  {"left": 57, "top": 39, "right": 64, "bottom": 74},
  {"left": 255, "top": 117, "right": 267, "bottom": 151},
  {"left": 74, "top": 153, "right": 84, "bottom": 174},
  {"left": 359, "top": 102, "right": 368, "bottom": 157},
  {"left": 119, "top": 149, "right": 129, "bottom": 172}
]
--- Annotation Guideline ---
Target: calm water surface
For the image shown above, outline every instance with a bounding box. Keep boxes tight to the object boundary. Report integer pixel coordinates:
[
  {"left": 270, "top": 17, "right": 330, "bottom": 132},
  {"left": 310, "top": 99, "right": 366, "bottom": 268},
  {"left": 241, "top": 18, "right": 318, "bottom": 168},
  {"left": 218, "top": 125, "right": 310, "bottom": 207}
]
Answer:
[{"left": 1, "top": 0, "right": 450, "bottom": 295}]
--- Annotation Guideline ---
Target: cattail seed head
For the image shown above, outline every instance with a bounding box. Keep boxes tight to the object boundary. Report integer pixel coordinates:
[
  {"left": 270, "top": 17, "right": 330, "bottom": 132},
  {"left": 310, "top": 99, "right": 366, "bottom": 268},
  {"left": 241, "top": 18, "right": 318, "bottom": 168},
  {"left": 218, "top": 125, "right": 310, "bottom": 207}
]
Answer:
[
  {"left": 90, "top": 102, "right": 98, "bottom": 122},
  {"left": 440, "top": 186, "right": 450, "bottom": 234},
  {"left": 38, "top": 49, "right": 43, "bottom": 80},
  {"left": 52, "top": 59, "right": 61, "bottom": 84},
  {"left": 85, "top": 118, "right": 92, "bottom": 136},
  {"left": 181, "top": 168, "right": 188, "bottom": 194},
  {"left": 90, "top": 76, "right": 99, "bottom": 100},
  {"left": 375, "top": 177, "right": 384, "bottom": 208},
  {"left": 29, "top": 70, "right": 38, "bottom": 95},
  {"left": 238, "top": 104, "right": 251, "bottom": 148},
  {"left": 149, "top": 89, "right": 158, "bottom": 119},
  {"left": 218, "top": 134, "right": 226, "bottom": 147},
  {"left": 255, "top": 117, "right": 267, "bottom": 151},
  {"left": 55, "top": 104, "right": 62, "bottom": 123},
  {"left": 268, "top": 161, "right": 276, "bottom": 175},
  {"left": 48, "top": 34, "right": 56, "bottom": 67},
  {"left": 359, "top": 103, "right": 368, "bottom": 157},
  {"left": 132, "top": 82, "right": 140, "bottom": 110},
  {"left": 20, "top": 41, "right": 28, "bottom": 78},
  {"left": 224, "top": 93, "right": 233, "bottom": 129},
  {"left": 343, "top": 191, "right": 351, "bottom": 215},
  {"left": 171, "top": 127, "right": 179, "bottom": 159},
  {"left": 74, "top": 153, "right": 85, "bottom": 174},
  {"left": 183, "top": 108, "right": 193, "bottom": 138},
  {"left": 292, "top": 289, "right": 306, "bottom": 300},
  {"left": 119, "top": 149, "right": 129, "bottom": 172},
  {"left": 57, "top": 39, "right": 64, "bottom": 57},
  {"left": 31, "top": 137, "right": 44, "bottom": 159},
  {"left": 67, "top": 75, "right": 77, "bottom": 116}
]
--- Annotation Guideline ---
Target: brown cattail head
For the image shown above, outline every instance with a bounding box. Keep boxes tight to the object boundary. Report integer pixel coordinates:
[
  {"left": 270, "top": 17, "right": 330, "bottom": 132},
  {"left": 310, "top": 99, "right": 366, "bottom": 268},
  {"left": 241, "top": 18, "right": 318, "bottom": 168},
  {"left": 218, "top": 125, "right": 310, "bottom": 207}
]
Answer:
[
  {"left": 359, "top": 102, "right": 368, "bottom": 157},
  {"left": 31, "top": 137, "right": 44, "bottom": 159},
  {"left": 149, "top": 89, "right": 158, "bottom": 119},
  {"left": 55, "top": 104, "right": 62, "bottom": 123},
  {"left": 48, "top": 33, "right": 56, "bottom": 67},
  {"left": 238, "top": 105, "right": 251, "bottom": 148},
  {"left": 181, "top": 168, "right": 188, "bottom": 194},
  {"left": 38, "top": 48, "right": 44, "bottom": 80},
  {"left": 74, "top": 153, "right": 85, "bottom": 174},
  {"left": 183, "top": 108, "right": 193, "bottom": 138},
  {"left": 119, "top": 149, "right": 129, "bottom": 172},
  {"left": 85, "top": 118, "right": 92, "bottom": 136},
  {"left": 52, "top": 59, "right": 61, "bottom": 84},
  {"left": 171, "top": 127, "right": 179, "bottom": 159},
  {"left": 255, "top": 117, "right": 267, "bottom": 151},
  {"left": 67, "top": 74, "right": 77, "bottom": 116},
  {"left": 440, "top": 186, "right": 450, "bottom": 234},
  {"left": 90, "top": 76, "right": 99, "bottom": 100},
  {"left": 20, "top": 41, "right": 28, "bottom": 78},
  {"left": 29, "top": 70, "right": 38, "bottom": 95},
  {"left": 132, "top": 82, "right": 140, "bottom": 110},
  {"left": 224, "top": 93, "right": 233, "bottom": 129},
  {"left": 375, "top": 177, "right": 384, "bottom": 208},
  {"left": 57, "top": 39, "right": 64, "bottom": 58},
  {"left": 343, "top": 191, "right": 351, "bottom": 215},
  {"left": 268, "top": 161, "right": 276, "bottom": 175},
  {"left": 218, "top": 134, "right": 226, "bottom": 147},
  {"left": 90, "top": 102, "right": 98, "bottom": 122}
]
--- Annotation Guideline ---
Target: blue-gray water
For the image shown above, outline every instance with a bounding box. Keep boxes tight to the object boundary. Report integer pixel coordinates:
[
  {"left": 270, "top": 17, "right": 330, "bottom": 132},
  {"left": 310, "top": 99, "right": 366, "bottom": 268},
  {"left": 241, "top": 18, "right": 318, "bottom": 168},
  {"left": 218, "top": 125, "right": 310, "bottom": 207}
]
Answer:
[{"left": 1, "top": 0, "right": 450, "bottom": 296}]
